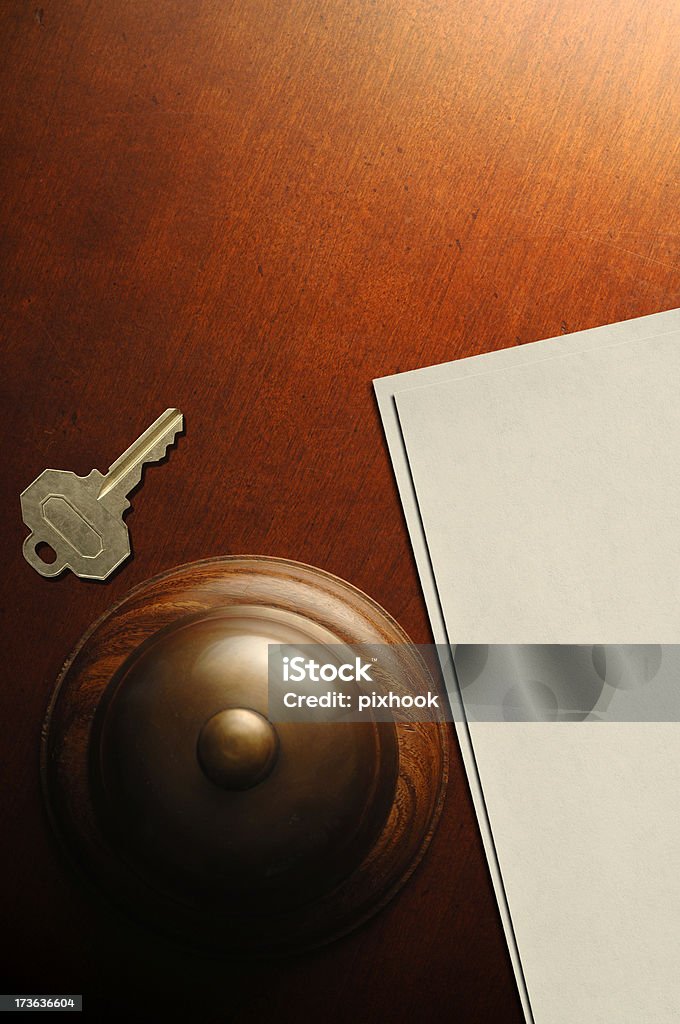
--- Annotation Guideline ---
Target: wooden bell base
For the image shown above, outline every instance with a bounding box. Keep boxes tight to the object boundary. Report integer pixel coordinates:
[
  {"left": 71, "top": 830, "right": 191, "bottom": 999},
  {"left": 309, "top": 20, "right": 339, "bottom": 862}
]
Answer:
[{"left": 42, "top": 557, "right": 449, "bottom": 953}]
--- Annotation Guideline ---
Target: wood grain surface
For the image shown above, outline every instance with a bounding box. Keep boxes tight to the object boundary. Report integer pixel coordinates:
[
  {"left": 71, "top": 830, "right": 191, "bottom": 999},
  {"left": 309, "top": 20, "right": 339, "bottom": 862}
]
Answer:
[{"left": 1, "top": 1, "right": 678, "bottom": 1020}]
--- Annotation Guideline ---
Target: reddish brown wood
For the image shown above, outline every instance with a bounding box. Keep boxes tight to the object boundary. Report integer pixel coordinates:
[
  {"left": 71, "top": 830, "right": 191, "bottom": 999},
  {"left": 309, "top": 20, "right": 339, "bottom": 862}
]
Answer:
[{"left": 1, "top": 0, "right": 678, "bottom": 1019}]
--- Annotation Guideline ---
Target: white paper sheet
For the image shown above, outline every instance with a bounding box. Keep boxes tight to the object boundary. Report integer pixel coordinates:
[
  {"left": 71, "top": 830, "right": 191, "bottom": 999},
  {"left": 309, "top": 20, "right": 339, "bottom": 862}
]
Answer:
[{"left": 374, "top": 309, "right": 680, "bottom": 1023}]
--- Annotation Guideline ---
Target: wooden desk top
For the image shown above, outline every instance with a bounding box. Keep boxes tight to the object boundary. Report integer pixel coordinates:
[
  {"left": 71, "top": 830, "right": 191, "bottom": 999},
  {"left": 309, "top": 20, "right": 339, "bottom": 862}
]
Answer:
[{"left": 1, "top": 1, "right": 677, "bottom": 1019}]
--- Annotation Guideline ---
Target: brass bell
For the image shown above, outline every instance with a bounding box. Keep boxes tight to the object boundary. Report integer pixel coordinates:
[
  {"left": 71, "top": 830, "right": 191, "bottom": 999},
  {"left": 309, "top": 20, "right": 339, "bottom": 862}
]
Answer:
[{"left": 42, "top": 557, "right": 448, "bottom": 952}]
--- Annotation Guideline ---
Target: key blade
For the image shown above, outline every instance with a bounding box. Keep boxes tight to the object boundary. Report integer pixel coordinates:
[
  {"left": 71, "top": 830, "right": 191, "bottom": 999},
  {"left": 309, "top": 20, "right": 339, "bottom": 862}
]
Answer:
[{"left": 99, "top": 408, "right": 184, "bottom": 511}]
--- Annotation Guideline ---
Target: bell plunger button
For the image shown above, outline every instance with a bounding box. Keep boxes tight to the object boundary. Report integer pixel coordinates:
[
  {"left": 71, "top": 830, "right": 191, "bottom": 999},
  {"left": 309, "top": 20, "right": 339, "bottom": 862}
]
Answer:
[{"left": 197, "top": 708, "right": 278, "bottom": 790}]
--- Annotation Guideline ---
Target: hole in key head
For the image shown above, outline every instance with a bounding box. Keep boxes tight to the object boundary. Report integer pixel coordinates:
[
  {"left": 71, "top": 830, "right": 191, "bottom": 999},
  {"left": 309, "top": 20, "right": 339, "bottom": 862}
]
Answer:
[{"left": 35, "top": 542, "right": 57, "bottom": 564}]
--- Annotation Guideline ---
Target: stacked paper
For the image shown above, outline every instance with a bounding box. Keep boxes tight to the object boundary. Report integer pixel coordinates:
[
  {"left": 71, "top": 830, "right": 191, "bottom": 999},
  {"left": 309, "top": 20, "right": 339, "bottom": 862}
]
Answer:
[{"left": 375, "top": 309, "right": 680, "bottom": 1024}]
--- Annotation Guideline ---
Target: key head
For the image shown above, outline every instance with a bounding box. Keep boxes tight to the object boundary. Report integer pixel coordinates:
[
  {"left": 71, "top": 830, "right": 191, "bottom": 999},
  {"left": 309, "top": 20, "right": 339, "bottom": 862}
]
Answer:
[{"left": 21, "top": 468, "right": 131, "bottom": 580}]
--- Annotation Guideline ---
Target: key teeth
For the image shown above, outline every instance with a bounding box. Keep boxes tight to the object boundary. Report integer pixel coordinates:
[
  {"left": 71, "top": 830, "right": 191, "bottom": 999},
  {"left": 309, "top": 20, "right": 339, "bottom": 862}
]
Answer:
[{"left": 147, "top": 426, "right": 183, "bottom": 465}]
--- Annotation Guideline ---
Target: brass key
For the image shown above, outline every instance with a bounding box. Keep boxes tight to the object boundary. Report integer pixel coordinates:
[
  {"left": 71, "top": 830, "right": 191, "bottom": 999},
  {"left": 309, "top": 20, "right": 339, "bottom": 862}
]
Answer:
[{"left": 21, "top": 409, "right": 184, "bottom": 580}]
